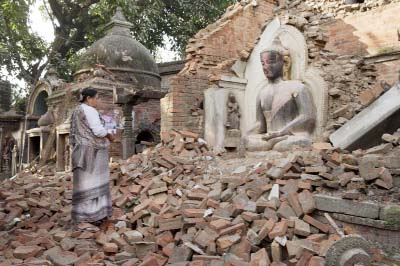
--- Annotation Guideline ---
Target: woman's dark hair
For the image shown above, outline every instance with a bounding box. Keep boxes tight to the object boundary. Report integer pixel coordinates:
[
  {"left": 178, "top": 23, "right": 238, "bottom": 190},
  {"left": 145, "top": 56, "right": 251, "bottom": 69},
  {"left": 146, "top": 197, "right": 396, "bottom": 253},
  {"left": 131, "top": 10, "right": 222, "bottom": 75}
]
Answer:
[{"left": 80, "top": 88, "right": 98, "bottom": 103}]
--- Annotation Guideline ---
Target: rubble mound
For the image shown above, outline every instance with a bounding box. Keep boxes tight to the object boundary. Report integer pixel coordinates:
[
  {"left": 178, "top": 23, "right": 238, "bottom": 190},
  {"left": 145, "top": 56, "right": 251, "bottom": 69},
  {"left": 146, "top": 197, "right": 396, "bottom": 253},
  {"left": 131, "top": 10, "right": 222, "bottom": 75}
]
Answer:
[{"left": 1, "top": 129, "right": 399, "bottom": 265}]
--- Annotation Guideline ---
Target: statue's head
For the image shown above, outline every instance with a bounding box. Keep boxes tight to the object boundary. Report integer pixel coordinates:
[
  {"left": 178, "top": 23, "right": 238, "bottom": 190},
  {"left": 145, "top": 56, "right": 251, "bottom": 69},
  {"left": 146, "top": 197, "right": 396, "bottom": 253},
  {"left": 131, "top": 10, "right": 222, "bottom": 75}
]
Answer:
[
  {"left": 260, "top": 38, "right": 290, "bottom": 81},
  {"left": 228, "top": 93, "right": 236, "bottom": 103}
]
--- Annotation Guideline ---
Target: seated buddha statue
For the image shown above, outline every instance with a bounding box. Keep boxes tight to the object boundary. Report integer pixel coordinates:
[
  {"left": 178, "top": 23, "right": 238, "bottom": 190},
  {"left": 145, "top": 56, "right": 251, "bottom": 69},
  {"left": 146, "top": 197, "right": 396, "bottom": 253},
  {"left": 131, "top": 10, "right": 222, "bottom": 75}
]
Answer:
[{"left": 243, "top": 39, "right": 316, "bottom": 152}]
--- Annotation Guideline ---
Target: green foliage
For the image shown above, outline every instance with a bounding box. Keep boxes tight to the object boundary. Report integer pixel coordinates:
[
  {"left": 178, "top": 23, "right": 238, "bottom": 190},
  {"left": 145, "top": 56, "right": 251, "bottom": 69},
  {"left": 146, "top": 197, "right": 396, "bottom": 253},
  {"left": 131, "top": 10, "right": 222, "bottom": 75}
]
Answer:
[
  {"left": 0, "top": 0, "right": 47, "bottom": 84},
  {"left": 383, "top": 205, "right": 400, "bottom": 230},
  {"left": 10, "top": 83, "right": 28, "bottom": 114},
  {"left": 89, "top": 0, "right": 237, "bottom": 54},
  {"left": 1, "top": 0, "right": 236, "bottom": 93},
  {"left": 13, "top": 95, "right": 28, "bottom": 114}
]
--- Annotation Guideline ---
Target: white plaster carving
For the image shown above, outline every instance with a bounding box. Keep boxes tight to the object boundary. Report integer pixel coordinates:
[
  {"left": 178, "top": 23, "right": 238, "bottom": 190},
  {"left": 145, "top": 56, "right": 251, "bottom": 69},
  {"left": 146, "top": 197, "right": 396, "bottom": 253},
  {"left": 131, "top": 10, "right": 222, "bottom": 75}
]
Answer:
[
  {"left": 204, "top": 78, "right": 246, "bottom": 152},
  {"left": 244, "top": 18, "right": 309, "bottom": 131},
  {"left": 205, "top": 17, "right": 329, "bottom": 151},
  {"left": 244, "top": 18, "right": 327, "bottom": 140},
  {"left": 304, "top": 67, "right": 328, "bottom": 141},
  {"left": 244, "top": 17, "right": 281, "bottom": 131}
]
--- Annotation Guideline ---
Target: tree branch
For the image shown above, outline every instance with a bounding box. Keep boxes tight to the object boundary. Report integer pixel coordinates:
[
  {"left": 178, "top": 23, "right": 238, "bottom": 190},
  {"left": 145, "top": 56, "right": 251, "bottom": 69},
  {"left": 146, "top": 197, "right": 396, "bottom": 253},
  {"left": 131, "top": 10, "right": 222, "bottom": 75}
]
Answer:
[
  {"left": 43, "top": 0, "right": 57, "bottom": 32},
  {"left": 79, "top": 0, "right": 101, "bottom": 9},
  {"left": 47, "top": 0, "right": 63, "bottom": 25}
]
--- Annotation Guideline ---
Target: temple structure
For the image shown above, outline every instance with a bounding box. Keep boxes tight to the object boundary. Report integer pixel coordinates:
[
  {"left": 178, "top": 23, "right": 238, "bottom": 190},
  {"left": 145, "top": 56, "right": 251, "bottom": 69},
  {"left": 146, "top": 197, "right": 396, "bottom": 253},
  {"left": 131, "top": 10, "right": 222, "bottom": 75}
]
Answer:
[
  {"left": 3, "top": 0, "right": 400, "bottom": 166},
  {"left": 3, "top": 8, "right": 184, "bottom": 175},
  {"left": 0, "top": 80, "right": 22, "bottom": 180},
  {"left": 1, "top": 0, "right": 400, "bottom": 262},
  {"left": 161, "top": 0, "right": 400, "bottom": 153}
]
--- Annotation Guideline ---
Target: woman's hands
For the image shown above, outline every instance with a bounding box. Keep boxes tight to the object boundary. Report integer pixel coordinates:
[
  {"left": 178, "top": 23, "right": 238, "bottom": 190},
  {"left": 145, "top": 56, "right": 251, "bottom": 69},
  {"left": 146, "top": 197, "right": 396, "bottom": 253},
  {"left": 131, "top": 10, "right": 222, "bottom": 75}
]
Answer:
[{"left": 106, "top": 133, "right": 115, "bottom": 142}]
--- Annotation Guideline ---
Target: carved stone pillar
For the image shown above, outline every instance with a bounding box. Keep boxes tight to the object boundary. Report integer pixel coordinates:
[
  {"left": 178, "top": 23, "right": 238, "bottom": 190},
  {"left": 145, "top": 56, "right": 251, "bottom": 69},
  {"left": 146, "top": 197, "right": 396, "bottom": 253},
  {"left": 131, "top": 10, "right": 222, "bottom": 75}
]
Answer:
[
  {"left": 122, "top": 104, "right": 134, "bottom": 159},
  {"left": 56, "top": 122, "right": 70, "bottom": 172},
  {"left": 11, "top": 145, "right": 17, "bottom": 176}
]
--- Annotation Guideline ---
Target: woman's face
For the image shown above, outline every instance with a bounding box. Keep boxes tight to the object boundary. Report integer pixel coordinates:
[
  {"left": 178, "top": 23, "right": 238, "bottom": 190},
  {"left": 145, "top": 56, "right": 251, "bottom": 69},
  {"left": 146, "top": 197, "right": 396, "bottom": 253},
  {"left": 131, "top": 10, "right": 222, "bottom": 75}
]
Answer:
[{"left": 86, "top": 94, "right": 99, "bottom": 108}]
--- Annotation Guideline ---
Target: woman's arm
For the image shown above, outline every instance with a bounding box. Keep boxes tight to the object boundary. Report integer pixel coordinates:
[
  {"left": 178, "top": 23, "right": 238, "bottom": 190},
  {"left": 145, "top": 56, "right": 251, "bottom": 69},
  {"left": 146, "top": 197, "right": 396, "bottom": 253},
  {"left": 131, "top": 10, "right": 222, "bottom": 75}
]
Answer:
[{"left": 82, "top": 105, "right": 108, "bottom": 138}]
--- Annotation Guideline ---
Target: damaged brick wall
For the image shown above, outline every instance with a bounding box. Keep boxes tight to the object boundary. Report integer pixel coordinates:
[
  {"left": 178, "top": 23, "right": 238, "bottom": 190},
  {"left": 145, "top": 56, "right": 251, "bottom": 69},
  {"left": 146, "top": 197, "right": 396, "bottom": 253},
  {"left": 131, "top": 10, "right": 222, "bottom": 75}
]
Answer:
[
  {"left": 307, "top": 1, "right": 400, "bottom": 75},
  {"left": 302, "top": 0, "right": 400, "bottom": 137},
  {"left": 240, "top": 0, "right": 395, "bottom": 139},
  {"left": 162, "top": 0, "right": 400, "bottom": 139},
  {"left": 161, "top": 0, "right": 277, "bottom": 135},
  {"left": 133, "top": 99, "right": 161, "bottom": 143},
  {"left": 319, "top": 1, "right": 400, "bottom": 84},
  {"left": 375, "top": 59, "right": 400, "bottom": 84}
]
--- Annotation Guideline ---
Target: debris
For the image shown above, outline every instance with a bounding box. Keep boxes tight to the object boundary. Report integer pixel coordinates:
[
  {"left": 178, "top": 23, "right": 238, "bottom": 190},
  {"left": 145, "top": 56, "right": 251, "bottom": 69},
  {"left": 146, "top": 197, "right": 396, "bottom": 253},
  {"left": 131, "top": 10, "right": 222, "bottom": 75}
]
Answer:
[{"left": 0, "top": 129, "right": 397, "bottom": 265}]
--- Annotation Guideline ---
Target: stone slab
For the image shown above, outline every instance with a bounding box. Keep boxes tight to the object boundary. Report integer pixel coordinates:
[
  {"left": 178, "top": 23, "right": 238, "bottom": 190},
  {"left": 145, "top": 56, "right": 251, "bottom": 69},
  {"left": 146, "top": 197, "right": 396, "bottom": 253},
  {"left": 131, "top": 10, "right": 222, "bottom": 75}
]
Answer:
[
  {"left": 330, "top": 83, "right": 400, "bottom": 150},
  {"left": 314, "top": 194, "right": 380, "bottom": 219},
  {"left": 328, "top": 212, "right": 400, "bottom": 231}
]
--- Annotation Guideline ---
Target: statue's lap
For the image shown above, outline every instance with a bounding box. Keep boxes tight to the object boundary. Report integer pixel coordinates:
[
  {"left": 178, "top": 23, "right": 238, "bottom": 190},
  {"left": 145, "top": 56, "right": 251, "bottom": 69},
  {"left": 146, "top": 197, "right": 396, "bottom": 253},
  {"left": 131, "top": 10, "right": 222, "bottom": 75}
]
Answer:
[{"left": 245, "top": 134, "right": 311, "bottom": 152}]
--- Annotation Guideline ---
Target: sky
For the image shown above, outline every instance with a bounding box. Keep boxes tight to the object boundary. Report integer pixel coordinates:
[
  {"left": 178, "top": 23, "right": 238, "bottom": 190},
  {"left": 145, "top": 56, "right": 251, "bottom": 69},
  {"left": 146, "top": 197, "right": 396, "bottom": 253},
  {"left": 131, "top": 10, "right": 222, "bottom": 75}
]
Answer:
[{"left": 30, "top": 2, "right": 54, "bottom": 43}]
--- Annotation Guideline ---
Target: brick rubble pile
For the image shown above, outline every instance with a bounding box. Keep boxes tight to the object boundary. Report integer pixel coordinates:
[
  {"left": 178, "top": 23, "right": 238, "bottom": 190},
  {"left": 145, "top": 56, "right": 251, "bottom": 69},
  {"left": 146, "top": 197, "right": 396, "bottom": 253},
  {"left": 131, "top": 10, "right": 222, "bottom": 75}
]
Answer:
[{"left": 1, "top": 129, "right": 399, "bottom": 265}]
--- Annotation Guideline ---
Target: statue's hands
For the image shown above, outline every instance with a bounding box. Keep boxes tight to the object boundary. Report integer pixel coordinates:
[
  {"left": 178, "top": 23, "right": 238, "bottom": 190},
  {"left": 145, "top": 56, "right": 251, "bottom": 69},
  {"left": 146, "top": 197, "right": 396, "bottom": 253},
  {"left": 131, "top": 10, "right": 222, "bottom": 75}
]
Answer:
[{"left": 262, "top": 131, "right": 281, "bottom": 141}]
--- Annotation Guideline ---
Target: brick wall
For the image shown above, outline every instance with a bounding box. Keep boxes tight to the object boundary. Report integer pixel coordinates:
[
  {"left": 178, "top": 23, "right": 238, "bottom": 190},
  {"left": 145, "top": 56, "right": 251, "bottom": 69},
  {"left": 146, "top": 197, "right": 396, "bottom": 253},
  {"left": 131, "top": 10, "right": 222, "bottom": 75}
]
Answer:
[
  {"left": 161, "top": 1, "right": 277, "bottom": 135},
  {"left": 161, "top": 0, "right": 400, "bottom": 140},
  {"left": 99, "top": 94, "right": 161, "bottom": 155},
  {"left": 373, "top": 59, "right": 400, "bottom": 85},
  {"left": 324, "top": 3, "right": 400, "bottom": 56},
  {"left": 133, "top": 99, "right": 161, "bottom": 141},
  {"left": 321, "top": 2, "right": 400, "bottom": 85}
]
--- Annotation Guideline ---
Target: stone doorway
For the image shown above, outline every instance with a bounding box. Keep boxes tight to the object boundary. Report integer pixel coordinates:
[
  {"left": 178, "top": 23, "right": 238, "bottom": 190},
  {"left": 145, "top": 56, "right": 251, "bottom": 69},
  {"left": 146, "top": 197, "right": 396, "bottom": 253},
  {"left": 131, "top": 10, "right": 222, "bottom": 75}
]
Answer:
[
  {"left": 135, "top": 130, "right": 155, "bottom": 154},
  {"left": 28, "top": 136, "right": 40, "bottom": 163}
]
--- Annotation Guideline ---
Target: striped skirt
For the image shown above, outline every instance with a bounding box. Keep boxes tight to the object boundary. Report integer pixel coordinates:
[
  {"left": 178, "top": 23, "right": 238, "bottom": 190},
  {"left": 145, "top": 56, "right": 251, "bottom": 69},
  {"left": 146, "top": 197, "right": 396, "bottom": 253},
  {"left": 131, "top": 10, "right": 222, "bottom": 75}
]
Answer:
[{"left": 71, "top": 145, "right": 112, "bottom": 223}]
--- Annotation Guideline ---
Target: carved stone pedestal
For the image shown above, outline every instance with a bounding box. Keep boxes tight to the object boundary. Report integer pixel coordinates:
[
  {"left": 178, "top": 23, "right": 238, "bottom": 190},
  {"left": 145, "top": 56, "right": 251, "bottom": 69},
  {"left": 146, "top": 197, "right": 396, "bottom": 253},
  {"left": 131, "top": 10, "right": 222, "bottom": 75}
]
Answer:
[
  {"left": 224, "top": 129, "right": 241, "bottom": 149},
  {"left": 56, "top": 122, "right": 71, "bottom": 172}
]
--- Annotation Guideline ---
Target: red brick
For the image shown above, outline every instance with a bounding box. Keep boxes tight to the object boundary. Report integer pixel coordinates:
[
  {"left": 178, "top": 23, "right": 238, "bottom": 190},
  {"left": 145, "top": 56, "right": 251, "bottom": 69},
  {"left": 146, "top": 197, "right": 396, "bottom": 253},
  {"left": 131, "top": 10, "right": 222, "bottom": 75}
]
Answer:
[
  {"left": 296, "top": 251, "right": 313, "bottom": 266},
  {"left": 309, "top": 256, "right": 325, "bottom": 266},
  {"left": 258, "top": 219, "right": 275, "bottom": 241},
  {"left": 288, "top": 192, "right": 303, "bottom": 217},
  {"left": 133, "top": 199, "right": 152, "bottom": 214},
  {"left": 13, "top": 245, "right": 42, "bottom": 259},
  {"left": 183, "top": 209, "right": 206, "bottom": 218},
  {"left": 209, "top": 219, "right": 231, "bottom": 232},
  {"left": 103, "top": 243, "right": 118, "bottom": 253},
  {"left": 268, "top": 220, "right": 288, "bottom": 239},
  {"left": 219, "top": 223, "right": 246, "bottom": 236},
  {"left": 141, "top": 253, "right": 168, "bottom": 266},
  {"left": 303, "top": 215, "right": 330, "bottom": 233},
  {"left": 162, "top": 243, "right": 175, "bottom": 257},
  {"left": 190, "top": 261, "right": 205, "bottom": 266},
  {"left": 250, "top": 248, "right": 271, "bottom": 266},
  {"left": 156, "top": 231, "right": 174, "bottom": 247}
]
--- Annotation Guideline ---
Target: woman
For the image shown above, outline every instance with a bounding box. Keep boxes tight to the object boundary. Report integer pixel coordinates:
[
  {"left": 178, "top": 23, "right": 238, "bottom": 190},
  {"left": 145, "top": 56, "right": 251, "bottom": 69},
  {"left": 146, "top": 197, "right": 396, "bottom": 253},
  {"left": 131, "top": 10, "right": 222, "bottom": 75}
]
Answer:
[{"left": 70, "top": 88, "right": 114, "bottom": 225}]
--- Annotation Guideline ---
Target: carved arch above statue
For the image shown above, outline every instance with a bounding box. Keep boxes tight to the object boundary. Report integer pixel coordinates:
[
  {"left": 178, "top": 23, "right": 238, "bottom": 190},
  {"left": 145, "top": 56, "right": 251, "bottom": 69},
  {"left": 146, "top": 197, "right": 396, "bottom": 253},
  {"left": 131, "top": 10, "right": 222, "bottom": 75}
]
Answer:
[
  {"left": 304, "top": 67, "right": 328, "bottom": 141},
  {"left": 243, "top": 17, "right": 328, "bottom": 140},
  {"left": 27, "top": 80, "right": 52, "bottom": 117}
]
